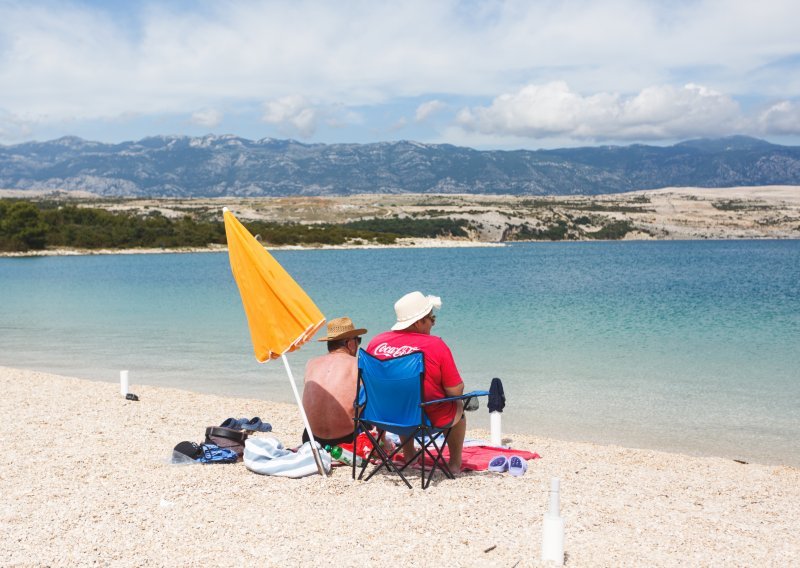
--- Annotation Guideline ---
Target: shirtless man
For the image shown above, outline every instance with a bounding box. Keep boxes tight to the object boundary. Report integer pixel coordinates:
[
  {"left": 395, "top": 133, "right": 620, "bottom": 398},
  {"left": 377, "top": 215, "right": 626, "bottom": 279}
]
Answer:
[{"left": 302, "top": 317, "right": 367, "bottom": 446}]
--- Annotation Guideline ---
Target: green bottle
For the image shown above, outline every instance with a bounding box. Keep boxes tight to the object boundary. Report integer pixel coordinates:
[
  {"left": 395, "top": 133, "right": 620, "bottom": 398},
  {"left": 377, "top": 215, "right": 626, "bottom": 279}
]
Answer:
[{"left": 325, "top": 444, "right": 363, "bottom": 466}]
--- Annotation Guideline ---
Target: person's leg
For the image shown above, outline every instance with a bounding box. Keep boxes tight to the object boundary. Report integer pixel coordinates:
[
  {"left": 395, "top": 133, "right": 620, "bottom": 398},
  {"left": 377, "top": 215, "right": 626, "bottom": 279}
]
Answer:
[
  {"left": 446, "top": 402, "right": 466, "bottom": 472},
  {"left": 400, "top": 436, "right": 415, "bottom": 463}
]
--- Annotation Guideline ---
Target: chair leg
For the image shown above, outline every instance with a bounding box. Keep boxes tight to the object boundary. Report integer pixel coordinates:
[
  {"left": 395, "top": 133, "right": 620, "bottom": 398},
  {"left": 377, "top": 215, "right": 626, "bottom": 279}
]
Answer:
[
  {"left": 421, "top": 429, "right": 454, "bottom": 488},
  {"left": 359, "top": 428, "right": 414, "bottom": 489},
  {"left": 420, "top": 434, "right": 426, "bottom": 490}
]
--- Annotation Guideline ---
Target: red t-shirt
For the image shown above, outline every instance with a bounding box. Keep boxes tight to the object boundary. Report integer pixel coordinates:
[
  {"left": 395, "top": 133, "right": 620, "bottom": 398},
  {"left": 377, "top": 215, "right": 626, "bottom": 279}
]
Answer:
[{"left": 366, "top": 331, "right": 463, "bottom": 427}]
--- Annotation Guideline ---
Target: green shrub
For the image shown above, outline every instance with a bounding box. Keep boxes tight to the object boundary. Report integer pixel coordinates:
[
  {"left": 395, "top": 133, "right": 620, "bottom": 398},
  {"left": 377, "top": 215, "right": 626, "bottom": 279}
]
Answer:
[{"left": 587, "top": 220, "right": 634, "bottom": 240}]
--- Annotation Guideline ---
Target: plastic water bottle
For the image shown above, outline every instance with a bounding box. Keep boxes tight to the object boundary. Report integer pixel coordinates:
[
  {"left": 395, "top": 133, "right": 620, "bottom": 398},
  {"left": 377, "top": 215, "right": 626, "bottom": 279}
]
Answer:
[
  {"left": 325, "top": 444, "right": 364, "bottom": 467},
  {"left": 541, "top": 477, "right": 565, "bottom": 565}
]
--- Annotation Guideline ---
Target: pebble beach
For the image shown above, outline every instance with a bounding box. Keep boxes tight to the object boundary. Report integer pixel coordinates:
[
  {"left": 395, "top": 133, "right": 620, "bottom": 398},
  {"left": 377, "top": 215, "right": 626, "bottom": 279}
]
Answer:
[{"left": 2, "top": 366, "right": 798, "bottom": 567}]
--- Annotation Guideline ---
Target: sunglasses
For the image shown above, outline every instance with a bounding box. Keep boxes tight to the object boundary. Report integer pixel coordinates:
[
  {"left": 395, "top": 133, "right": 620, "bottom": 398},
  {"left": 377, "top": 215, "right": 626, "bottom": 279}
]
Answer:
[{"left": 426, "top": 314, "right": 436, "bottom": 323}]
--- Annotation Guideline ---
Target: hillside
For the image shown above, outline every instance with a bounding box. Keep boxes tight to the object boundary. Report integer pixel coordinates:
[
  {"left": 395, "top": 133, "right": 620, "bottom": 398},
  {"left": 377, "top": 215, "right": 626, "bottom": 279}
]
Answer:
[
  {"left": 1, "top": 135, "right": 799, "bottom": 197},
  {"left": 2, "top": 186, "right": 798, "bottom": 253}
]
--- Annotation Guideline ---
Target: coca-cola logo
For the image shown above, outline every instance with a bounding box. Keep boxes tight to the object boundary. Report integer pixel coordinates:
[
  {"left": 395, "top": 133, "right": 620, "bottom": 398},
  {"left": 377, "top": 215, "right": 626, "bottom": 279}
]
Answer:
[{"left": 372, "top": 342, "right": 420, "bottom": 358}]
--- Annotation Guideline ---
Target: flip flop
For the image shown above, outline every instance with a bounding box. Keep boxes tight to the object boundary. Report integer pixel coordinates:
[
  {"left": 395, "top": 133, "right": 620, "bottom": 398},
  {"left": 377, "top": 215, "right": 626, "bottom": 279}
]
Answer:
[
  {"left": 219, "top": 417, "right": 248, "bottom": 430},
  {"left": 508, "top": 455, "right": 528, "bottom": 477},
  {"left": 242, "top": 417, "right": 272, "bottom": 433},
  {"left": 488, "top": 455, "right": 509, "bottom": 472}
]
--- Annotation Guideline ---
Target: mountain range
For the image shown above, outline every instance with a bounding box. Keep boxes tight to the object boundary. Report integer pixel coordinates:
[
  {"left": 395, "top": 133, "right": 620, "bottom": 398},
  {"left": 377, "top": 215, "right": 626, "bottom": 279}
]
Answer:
[{"left": 1, "top": 134, "right": 799, "bottom": 197}]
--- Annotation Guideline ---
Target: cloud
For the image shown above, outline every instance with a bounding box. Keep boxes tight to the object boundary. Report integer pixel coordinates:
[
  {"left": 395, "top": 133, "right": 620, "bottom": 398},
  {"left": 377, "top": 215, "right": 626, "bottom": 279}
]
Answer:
[
  {"left": 190, "top": 108, "right": 223, "bottom": 128},
  {"left": 757, "top": 101, "right": 800, "bottom": 135},
  {"left": 415, "top": 100, "right": 446, "bottom": 123},
  {"left": 0, "top": 111, "right": 34, "bottom": 142},
  {"left": 390, "top": 117, "right": 408, "bottom": 131},
  {"left": 456, "top": 82, "right": 746, "bottom": 141},
  {"left": 261, "top": 96, "right": 319, "bottom": 138},
  {"left": 1, "top": 1, "right": 800, "bottom": 145}
]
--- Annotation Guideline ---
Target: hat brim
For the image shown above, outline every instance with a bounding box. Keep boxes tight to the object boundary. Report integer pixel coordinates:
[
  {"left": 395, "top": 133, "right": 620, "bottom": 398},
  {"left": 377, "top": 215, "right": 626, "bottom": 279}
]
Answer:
[
  {"left": 390, "top": 316, "right": 426, "bottom": 331},
  {"left": 317, "top": 328, "right": 367, "bottom": 342}
]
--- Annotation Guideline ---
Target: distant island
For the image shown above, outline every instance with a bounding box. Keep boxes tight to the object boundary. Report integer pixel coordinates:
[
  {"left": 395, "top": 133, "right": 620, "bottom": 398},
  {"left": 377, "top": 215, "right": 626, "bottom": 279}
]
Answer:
[
  {"left": 1, "top": 186, "right": 798, "bottom": 254},
  {"left": 1, "top": 135, "right": 800, "bottom": 197}
]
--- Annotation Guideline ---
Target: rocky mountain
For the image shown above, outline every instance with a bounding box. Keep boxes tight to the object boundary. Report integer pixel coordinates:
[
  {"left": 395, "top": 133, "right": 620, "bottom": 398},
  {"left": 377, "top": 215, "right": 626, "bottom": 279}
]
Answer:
[{"left": 1, "top": 134, "right": 799, "bottom": 197}]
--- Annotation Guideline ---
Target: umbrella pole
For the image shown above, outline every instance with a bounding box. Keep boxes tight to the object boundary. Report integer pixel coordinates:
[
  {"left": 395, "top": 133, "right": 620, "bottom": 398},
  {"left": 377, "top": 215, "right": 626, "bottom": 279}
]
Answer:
[{"left": 281, "top": 354, "right": 328, "bottom": 477}]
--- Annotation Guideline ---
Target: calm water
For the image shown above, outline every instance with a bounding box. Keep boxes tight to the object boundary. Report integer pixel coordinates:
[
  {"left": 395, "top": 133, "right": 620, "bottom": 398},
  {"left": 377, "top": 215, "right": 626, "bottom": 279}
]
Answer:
[{"left": 1, "top": 241, "right": 799, "bottom": 466}]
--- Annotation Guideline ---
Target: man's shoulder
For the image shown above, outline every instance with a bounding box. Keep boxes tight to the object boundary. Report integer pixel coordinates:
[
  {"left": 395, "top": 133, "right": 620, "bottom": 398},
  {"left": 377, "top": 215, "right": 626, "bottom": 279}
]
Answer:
[
  {"left": 307, "top": 352, "right": 353, "bottom": 367},
  {"left": 367, "top": 331, "right": 448, "bottom": 352},
  {"left": 306, "top": 353, "right": 356, "bottom": 377},
  {"left": 307, "top": 353, "right": 328, "bottom": 366}
]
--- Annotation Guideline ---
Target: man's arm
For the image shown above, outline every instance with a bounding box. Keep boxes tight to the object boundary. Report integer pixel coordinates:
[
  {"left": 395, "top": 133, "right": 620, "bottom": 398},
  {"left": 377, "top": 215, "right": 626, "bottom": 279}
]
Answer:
[{"left": 443, "top": 382, "right": 464, "bottom": 397}]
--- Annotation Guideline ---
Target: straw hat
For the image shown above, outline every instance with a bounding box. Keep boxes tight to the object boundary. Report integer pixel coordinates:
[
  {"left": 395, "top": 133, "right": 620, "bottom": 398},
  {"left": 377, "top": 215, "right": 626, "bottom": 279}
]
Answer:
[
  {"left": 317, "top": 316, "right": 367, "bottom": 342},
  {"left": 391, "top": 291, "right": 442, "bottom": 331}
]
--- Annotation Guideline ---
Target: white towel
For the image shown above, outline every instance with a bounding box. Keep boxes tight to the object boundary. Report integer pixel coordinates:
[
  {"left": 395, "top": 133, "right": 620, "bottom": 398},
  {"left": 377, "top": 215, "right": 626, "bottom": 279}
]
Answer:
[{"left": 244, "top": 438, "right": 331, "bottom": 478}]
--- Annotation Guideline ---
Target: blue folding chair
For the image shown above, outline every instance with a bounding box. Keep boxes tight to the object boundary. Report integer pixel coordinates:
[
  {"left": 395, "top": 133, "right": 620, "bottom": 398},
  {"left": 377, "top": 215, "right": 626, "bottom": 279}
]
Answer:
[{"left": 353, "top": 349, "right": 489, "bottom": 489}]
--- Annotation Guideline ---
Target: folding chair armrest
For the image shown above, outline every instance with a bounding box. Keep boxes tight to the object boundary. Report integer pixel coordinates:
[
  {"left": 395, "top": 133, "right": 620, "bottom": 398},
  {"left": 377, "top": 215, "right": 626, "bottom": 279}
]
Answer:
[{"left": 420, "top": 390, "right": 490, "bottom": 406}]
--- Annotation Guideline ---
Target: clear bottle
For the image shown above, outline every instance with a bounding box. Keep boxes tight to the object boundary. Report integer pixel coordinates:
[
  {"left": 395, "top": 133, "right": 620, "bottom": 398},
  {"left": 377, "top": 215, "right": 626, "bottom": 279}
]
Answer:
[{"left": 325, "top": 444, "right": 364, "bottom": 466}]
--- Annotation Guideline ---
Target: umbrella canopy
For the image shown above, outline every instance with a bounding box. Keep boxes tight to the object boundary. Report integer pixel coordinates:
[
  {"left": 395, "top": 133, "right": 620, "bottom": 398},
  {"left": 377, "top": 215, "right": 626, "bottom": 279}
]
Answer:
[
  {"left": 223, "top": 208, "right": 325, "bottom": 362},
  {"left": 223, "top": 208, "right": 329, "bottom": 476}
]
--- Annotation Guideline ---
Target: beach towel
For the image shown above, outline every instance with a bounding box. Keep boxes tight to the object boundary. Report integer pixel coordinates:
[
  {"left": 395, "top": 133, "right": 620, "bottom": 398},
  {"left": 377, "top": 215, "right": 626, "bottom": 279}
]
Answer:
[
  {"left": 394, "top": 445, "right": 540, "bottom": 472},
  {"left": 244, "top": 438, "right": 331, "bottom": 478},
  {"left": 453, "top": 446, "right": 539, "bottom": 471}
]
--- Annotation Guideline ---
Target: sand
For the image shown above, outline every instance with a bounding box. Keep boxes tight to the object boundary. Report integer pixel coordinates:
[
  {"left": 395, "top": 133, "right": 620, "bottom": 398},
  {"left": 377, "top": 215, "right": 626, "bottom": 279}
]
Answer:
[{"left": 1, "top": 367, "right": 798, "bottom": 567}]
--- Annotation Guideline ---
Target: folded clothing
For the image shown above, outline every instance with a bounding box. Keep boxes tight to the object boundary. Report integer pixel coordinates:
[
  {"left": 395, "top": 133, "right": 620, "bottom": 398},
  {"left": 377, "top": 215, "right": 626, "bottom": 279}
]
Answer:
[{"left": 197, "top": 444, "right": 238, "bottom": 464}]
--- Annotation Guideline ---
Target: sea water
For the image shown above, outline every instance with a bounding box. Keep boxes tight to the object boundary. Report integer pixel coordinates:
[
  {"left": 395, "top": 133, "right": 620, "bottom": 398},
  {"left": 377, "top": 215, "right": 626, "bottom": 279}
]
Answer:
[{"left": 1, "top": 240, "right": 798, "bottom": 466}]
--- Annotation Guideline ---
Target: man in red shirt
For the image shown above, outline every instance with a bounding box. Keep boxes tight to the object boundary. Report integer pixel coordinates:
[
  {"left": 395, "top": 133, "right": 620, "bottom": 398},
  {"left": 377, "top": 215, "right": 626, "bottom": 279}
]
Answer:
[{"left": 366, "top": 291, "right": 467, "bottom": 472}]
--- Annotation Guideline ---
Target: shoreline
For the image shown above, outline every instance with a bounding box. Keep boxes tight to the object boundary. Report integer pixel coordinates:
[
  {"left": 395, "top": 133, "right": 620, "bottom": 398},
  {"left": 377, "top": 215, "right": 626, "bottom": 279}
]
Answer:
[
  {"left": 2, "top": 365, "right": 798, "bottom": 565},
  {"left": 0, "top": 238, "right": 505, "bottom": 258},
  {"left": 2, "top": 235, "right": 798, "bottom": 258}
]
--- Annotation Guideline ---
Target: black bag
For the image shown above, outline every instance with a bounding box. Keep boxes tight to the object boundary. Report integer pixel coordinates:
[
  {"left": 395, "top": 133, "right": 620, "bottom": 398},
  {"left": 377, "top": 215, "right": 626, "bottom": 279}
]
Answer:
[{"left": 205, "top": 426, "right": 248, "bottom": 458}]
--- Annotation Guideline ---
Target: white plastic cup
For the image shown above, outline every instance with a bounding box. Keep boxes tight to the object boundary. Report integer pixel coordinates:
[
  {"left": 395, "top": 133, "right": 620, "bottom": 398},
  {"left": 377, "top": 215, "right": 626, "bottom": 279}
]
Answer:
[
  {"left": 120, "top": 370, "right": 129, "bottom": 396},
  {"left": 490, "top": 411, "right": 502, "bottom": 446}
]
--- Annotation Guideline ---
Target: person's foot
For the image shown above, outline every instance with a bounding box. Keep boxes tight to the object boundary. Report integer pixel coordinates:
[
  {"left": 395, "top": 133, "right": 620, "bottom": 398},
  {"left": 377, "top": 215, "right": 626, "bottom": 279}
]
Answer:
[{"left": 448, "top": 460, "right": 462, "bottom": 473}]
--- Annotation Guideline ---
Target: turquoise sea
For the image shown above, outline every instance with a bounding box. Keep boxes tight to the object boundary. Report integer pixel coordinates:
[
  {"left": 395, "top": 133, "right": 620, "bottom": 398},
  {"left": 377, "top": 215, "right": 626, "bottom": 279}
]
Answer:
[{"left": 1, "top": 240, "right": 799, "bottom": 466}]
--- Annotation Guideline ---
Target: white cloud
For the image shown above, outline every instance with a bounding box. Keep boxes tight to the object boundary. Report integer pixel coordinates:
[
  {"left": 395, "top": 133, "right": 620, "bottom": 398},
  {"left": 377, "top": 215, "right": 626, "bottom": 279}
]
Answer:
[
  {"left": 390, "top": 117, "right": 408, "bottom": 131},
  {"left": 415, "top": 100, "right": 446, "bottom": 123},
  {"left": 0, "top": 111, "right": 34, "bottom": 142},
  {"left": 757, "top": 101, "right": 800, "bottom": 135},
  {"left": 0, "top": 1, "right": 799, "bottom": 144},
  {"left": 262, "top": 96, "right": 319, "bottom": 138},
  {"left": 456, "top": 82, "right": 745, "bottom": 141},
  {"left": 190, "top": 108, "right": 223, "bottom": 128}
]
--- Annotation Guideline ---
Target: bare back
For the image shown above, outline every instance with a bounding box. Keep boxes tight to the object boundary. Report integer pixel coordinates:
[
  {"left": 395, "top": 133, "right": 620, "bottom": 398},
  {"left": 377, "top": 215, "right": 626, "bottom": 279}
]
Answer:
[{"left": 302, "top": 352, "right": 358, "bottom": 439}]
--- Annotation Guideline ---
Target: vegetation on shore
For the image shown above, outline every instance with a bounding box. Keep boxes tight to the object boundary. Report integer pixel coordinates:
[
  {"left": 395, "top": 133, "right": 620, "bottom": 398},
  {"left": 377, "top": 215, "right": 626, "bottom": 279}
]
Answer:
[{"left": 0, "top": 199, "right": 475, "bottom": 252}]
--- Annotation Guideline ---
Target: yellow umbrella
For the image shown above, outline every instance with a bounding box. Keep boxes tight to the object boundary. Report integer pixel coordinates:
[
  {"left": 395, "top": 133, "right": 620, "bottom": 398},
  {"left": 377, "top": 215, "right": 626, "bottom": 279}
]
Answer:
[{"left": 223, "top": 208, "right": 328, "bottom": 475}]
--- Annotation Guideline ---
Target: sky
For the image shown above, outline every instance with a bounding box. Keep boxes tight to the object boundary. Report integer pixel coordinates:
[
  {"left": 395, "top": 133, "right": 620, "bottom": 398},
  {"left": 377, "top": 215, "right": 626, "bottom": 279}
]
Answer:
[{"left": 1, "top": 0, "right": 799, "bottom": 150}]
